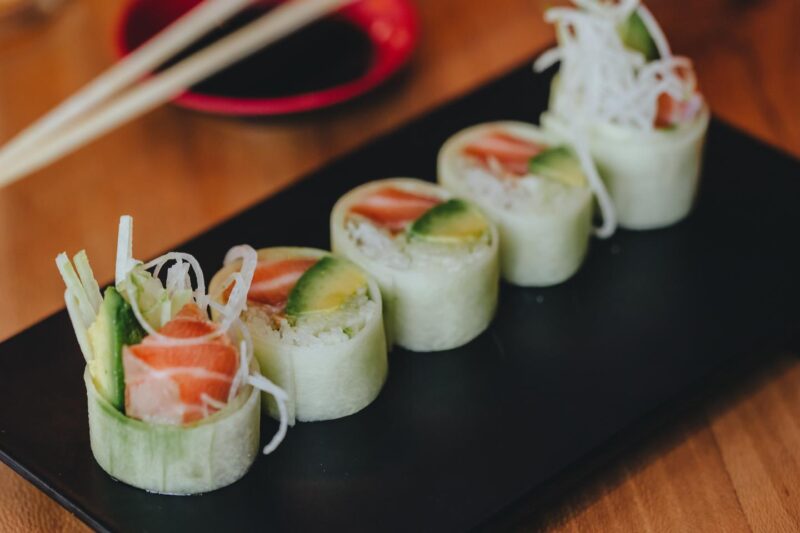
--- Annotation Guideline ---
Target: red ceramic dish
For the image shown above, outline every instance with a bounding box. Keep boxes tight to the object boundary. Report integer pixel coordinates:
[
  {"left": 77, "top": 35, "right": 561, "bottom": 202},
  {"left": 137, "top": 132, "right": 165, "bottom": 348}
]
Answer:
[{"left": 115, "top": 0, "right": 419, "bottom": 115}]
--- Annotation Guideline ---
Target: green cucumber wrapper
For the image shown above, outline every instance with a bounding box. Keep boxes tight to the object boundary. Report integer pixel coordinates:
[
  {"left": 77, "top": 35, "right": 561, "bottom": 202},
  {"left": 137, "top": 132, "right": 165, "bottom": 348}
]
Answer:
[{"left": 85, "top": 368, "right": 260, "bottom": 495}]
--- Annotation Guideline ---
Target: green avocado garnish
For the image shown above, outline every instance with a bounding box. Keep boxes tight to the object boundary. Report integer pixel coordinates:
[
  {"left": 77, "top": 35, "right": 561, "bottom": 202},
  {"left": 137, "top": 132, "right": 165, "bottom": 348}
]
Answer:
[
  {"left": 88, "top": 286, "right": 145, "bottom": 412},
  {"left": 407, "top": 199, "right": 489, "bottom": 244},
  {"left": 618, "top": 10, "right": 660, "bottom": 62},
  {"left": 528, "top": 146, "right": 587, "bottom": 188},
  {"left": 285, "top": 257, "right": 368, "bottom": 321}
]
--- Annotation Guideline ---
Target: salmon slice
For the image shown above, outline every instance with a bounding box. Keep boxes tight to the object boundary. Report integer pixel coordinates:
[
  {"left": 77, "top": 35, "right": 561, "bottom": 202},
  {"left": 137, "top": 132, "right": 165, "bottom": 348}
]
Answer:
[
  {"left": 124, "top": 303, "right": 239, "bottom": 425},
  {"left": 246, "top": 258, "right": 317, "bottom": 310},
  {"left": 221, "top": 257, "right": 317, "bottom": 314},
  {"left": 656, "top": 91, "right": 703, "bottom": 128},
  {"left": 463, "top": 131, "right": 545, "bottom": 176},
  {"left": 349, "top": 186, "right": 441, "bottom": 232}
]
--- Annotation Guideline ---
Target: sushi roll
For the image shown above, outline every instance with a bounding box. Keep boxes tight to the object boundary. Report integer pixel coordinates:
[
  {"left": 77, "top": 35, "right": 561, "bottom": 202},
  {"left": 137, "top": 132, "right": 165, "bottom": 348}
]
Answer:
[
  {"left": 209, "top": 247, "right": 388, "bottom": 425},
  {"left": 438, "top": 122, "right": 593, "bottom": 286},
  {"left": 535, "top": 0, "right": 710, "bottom": 230},
  {"left": 330, "top": 178, "right": 500, "bottom": 352},
  {"left": 57, "top": 216, "right": 288, "bottom": 495}
]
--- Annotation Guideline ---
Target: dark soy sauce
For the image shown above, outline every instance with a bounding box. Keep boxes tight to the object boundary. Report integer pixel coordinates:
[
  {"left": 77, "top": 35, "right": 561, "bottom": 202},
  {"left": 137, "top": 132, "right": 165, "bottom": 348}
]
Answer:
[{"left": 161, "top": 7, "right": 375, "bottom": 99}]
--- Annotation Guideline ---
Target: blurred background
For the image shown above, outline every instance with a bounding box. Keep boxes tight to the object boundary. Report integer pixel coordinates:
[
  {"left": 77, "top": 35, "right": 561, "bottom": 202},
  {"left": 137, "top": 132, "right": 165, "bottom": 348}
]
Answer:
[{"left": 0, "top": 0, "right": 798, "bottom": 530}]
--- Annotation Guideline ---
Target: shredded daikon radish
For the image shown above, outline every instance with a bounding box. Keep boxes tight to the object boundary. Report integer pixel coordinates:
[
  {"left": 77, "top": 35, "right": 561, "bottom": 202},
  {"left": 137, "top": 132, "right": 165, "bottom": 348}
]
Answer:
[
  {"left": 573, "top": 138, "right": 617, "bottom": 238},
  {"left": 225, "top": 316, "right": 288, "bottom": 455},
  {"left": 227, "top": 319, "right": 255, "bottom": 405},
  {"left": 116, "top": 216, "right": 258, "bottom": 348},
  {"left": 125, "top": 269, "right": 238, "bottom": 347},
  {"left": 115, "top": 216, "right": 140, "bottom": 286},
  {"left": 116, "top": 217, "right": 209, "bottom": 326},
  {"left": 150, "top": 367, "right": 234, "bottom": 382},
  {"left": 536, "top": 0, "right": 698, "bottom": 131},
  {"left": 227, "top": 337, "right": 249, "bottom": 404},
  {"left": 248, "top": 373, "right": 289, "bottom": 455},
  {"left": 165, "top": 259, "right": 191, "bottom": 293},
  {"left": 200, "top": 393, "right": 228, "bottom": 412},
  {"left": 573, "top": 0, "right": 638, "bottom": 18},
  {"left": 144, "top": 252, "right": 207, "bottom": 311},
  {"left": 222, "top": 245, "right": 258, "bottom": 317}
]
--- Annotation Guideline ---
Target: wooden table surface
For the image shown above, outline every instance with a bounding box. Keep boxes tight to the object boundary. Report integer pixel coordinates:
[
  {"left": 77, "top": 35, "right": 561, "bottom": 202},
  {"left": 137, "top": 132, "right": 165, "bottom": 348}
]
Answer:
[{"left": 0, "top": 0, "right": 798, "bottom": 531}]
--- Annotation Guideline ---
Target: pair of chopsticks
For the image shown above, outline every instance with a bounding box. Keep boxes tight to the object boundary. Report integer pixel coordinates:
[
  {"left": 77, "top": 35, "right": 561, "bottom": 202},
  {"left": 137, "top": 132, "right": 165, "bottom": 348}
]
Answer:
[{"left": 0, "top": 0, "right": 353, "bottom": 188}]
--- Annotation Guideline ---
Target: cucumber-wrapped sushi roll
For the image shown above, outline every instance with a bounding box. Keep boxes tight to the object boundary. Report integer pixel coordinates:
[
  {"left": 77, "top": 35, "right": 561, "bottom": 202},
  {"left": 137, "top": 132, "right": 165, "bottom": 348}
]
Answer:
[
  {"left": 438, "top": 122, "right": 593, "bottom": 286},
  {"left": 331, "top": 178, "right": 500, "bottom": 351},
  {"left": 536, "top": 0, "right": 709, "bottom": 230},
  {"left": 56, "top": 216, "right": 288, "bottom": 495},
  {"left": 210, "top": 247, "right": 387, "bottom": 425}
]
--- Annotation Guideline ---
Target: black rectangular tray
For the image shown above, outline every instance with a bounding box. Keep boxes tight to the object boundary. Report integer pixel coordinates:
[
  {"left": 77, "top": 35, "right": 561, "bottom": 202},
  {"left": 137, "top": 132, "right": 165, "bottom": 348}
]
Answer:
[{"left": 1, "top": 60, "right": 799, "bottom": 533}]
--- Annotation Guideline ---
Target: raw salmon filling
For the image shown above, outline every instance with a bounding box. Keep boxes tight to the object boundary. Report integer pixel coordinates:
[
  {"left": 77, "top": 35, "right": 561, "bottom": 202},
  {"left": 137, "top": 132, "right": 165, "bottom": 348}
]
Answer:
[
  {"left": 463, "top": 131, "right": 545, "bottom": 177},
  {"left": 349, "top": 186, "right": 441, "bottom": 233},
  {"left": 247, "top": 258, "right": 317, "bottom": 311},
  {"left": 124, "top": 303, "right": 239, "bottom": 425},
  {"left": 223, "top": 257, "right": 318, "bottom": 315}
]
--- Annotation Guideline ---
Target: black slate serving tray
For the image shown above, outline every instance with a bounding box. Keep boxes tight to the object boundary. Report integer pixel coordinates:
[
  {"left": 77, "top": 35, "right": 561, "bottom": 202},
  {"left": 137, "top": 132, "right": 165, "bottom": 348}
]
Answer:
[{"left": 1, "top": 60, "right": 800, "bottom": 532}]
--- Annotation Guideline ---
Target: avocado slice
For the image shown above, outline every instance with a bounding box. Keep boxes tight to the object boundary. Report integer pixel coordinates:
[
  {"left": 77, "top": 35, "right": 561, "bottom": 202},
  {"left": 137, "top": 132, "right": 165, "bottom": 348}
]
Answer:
[
  {"left": 407, "top": 199, "right": 489, "bottom": 244},
  {"left": 618, "top": 11, "right": 660, "bottom": 62},
  {"left": 87, "top": 286, "right": 146, "bottom": 411},
  {"left": 528, "top": 146, "right": 587, "bottom": 188},
  {"left": 285, "top": 257, "right": 368, "bottom": 321}
]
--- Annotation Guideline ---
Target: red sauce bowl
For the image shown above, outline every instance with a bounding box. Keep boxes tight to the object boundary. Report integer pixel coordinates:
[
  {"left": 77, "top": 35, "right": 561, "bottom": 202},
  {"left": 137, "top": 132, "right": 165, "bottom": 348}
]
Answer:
[{"left": 115, "top": 0, "right": 419, "bottom": 115}]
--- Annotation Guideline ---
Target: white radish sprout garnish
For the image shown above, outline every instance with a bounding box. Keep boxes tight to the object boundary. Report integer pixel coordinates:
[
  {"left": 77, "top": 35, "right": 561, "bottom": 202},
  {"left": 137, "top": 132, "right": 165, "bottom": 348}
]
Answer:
[
  {"left": 144, "top": 252, "right": 207, "bottom": 312},
  {"left": 226, "top": 316, "right": 289, "bottom": 455},
  {"left": 249, "top": 373, "right": 289, "bottom": 455},
  {"left": 115, "top": 215, "right": 140, "bottom": 286},
  {"left": 222, "top": 244, "right": 259, "bottom": 317},
  {"left": 573, "top": 136, "right": 617, "bottom": 238},
  {"left": 535, "top": 0, "right": 697, "bottom": 131},
  {"left": 165, "top": 258, "right": 191, "bottom": 293},
  {"left": 115, "top": 218, "right": 257, "bottom": 347}
]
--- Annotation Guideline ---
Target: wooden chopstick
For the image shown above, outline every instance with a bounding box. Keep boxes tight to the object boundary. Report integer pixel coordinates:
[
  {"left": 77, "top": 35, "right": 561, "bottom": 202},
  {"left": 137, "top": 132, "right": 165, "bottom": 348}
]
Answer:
[
  {"left": 0, "top": 0, "right": 253, "bottom": 168},
  {"left": 0, "top": 0, "right": 353, "bottom": 187}
]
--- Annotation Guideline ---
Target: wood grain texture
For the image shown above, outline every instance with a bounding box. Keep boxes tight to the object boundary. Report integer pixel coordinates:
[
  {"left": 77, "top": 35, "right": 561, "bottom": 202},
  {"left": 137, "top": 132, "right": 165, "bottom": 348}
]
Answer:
[{"left": 0, "top": 0, "right": 797, "bottom": 531}]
